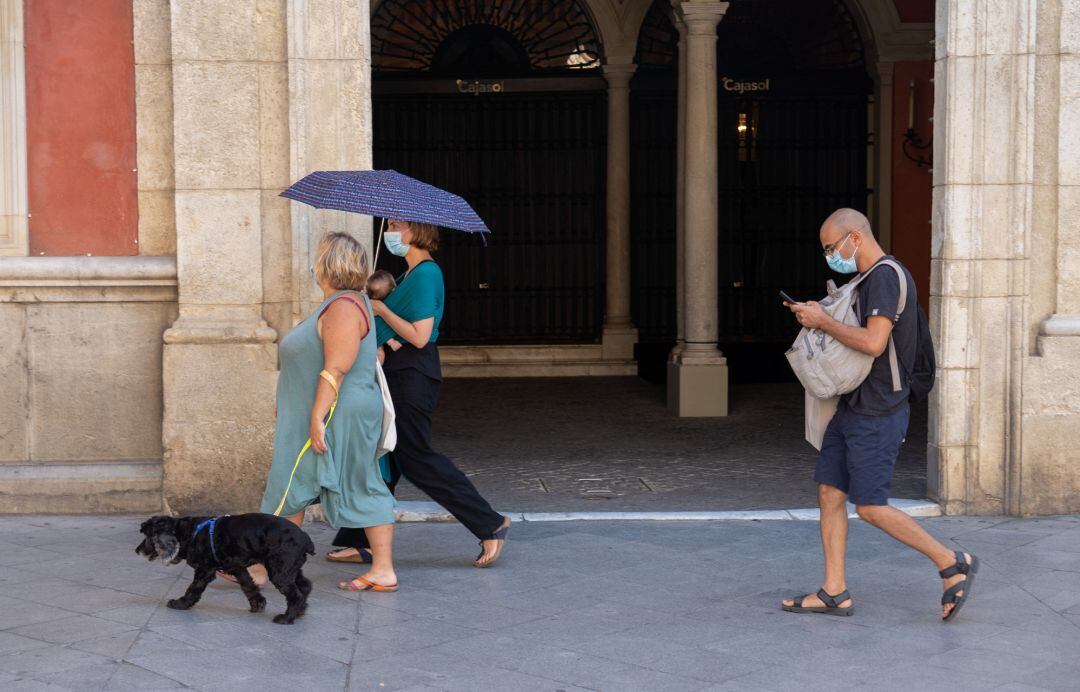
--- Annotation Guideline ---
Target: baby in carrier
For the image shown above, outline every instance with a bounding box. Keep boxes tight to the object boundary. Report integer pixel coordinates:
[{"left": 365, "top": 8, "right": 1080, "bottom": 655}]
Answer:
[{"left": 367, "top": 269, "right": 402, "bottom": 363}]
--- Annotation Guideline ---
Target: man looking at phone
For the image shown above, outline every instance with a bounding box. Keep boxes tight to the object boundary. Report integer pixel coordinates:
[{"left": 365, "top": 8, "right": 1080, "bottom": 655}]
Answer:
[{"left": 781, "top": 208, "right": 977, "bottom": 622}]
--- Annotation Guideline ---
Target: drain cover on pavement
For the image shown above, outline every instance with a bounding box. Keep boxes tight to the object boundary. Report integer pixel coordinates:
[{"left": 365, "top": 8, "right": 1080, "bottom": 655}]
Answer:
[{"left": 535, "top": 476, "right": 656, "bottom": 499}]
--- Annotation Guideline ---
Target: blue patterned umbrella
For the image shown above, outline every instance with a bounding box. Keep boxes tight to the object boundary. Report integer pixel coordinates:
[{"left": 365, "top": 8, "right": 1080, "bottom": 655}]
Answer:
[{"left": 280, "top": 169, "right": 490, "bottom": 235}]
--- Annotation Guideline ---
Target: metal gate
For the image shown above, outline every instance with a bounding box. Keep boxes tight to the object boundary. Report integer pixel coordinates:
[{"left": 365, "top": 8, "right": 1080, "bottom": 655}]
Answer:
[
  {"left": 373, "top": 88, "right": 606, "bottom": 343},
  {"left": 716, "top": 92, "right": 869, "bottom": 342},
  {"left": 629, "top": 83, "right": 677, "bottom": 345},
  {"left": 629, "top": 0, "right": 872, "bottom": 380}
]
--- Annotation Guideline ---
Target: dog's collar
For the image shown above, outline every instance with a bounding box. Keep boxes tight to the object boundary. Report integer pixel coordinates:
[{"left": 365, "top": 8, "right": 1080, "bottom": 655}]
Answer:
[{"left": 193, "top": 515, "right": 228, "bottom": 566}]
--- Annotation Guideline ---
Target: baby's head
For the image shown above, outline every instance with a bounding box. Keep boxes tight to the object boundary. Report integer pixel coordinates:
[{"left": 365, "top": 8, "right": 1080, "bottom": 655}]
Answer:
[{"left": 366, "top": 270, "right": 397, "bottom": 301}]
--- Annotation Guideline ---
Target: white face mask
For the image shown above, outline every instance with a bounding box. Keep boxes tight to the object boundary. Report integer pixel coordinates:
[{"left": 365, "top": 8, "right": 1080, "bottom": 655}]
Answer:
[{"left": 384, "top": 231, "right": 410, "bottom": 257}]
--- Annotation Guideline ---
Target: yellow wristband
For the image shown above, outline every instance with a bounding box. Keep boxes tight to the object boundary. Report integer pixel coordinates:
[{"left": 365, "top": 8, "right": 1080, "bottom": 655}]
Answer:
[{"left": 319, "top": 369, "right": 339, "bottom": 395}]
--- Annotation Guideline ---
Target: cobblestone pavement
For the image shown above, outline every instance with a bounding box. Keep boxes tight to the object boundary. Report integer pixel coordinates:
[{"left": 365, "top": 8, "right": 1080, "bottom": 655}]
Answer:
[
  {"left": 2, "top": 514, "right": 1079, "bottom": 691},
  {"left": 394, "top": 378, "right": 928, "bottom": 512}
]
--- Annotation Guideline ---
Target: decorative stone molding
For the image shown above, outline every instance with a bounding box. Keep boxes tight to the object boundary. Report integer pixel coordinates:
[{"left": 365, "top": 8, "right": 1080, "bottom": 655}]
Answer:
[
  {"left": 1043, "top": 315, "right": 1080, "bottom": 337},
  {"left": 848, "top": 0, "right": 934, "bottom": 63},
  {"left": 0, "top": 256, "right": 178, "bottom": 302},
  {"left": 0, "top": 0, "right": 28, "bottom": 257}
]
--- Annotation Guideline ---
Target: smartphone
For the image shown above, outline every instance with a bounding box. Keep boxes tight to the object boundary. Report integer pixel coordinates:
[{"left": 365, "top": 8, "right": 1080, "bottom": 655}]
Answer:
[{"left": 779, "top": 290, "right": 799, "bottom": 305}]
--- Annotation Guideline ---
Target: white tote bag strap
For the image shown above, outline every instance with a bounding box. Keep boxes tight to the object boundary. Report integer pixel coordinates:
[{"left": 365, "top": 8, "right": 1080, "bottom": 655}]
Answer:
[{"left": 374, "top": 360, "right": 397, "bottom": 456}]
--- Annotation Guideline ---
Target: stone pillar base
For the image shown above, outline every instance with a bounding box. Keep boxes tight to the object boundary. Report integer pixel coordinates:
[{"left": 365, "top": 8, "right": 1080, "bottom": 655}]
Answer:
[
  {"left": 162, "top": 340, "right": 278, "bottom": 514},
  {"left": 667, "top": 357, "right": 729, "bottom": 417},
  {"left": 668, "top": 340, "right": 686, "bottom": 362},
  {"left": 601, "top": 325, "right": 638, "bottom": 361}
]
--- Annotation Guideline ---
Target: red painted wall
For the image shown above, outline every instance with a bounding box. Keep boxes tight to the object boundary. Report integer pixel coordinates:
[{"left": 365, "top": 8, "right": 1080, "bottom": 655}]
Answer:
[
  {"left": 890, "top": 61, "right": 934, "bottom": 312},
  {"left": 25, "top": 0, "right": 138, "bottom": 256},
  {"left": 893, "top": 0, "right": 934, "bottom": 23}
]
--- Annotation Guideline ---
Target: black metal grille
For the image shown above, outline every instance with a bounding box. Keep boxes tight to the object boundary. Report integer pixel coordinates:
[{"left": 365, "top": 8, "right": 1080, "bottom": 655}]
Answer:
[
  {"left": 630, "top": 85, "right": 677, "bottom": 343},
  {"left": 718, "top": 0, "right": 865, "bottom": 74},
  {"left": 629, "top": 0, "right": 871, "bottom": 352},
  {"left": 634, "top": 0, "right": 678, "bottom": 73},
  {"left": 716, "top": 94, "right": 869, "bottom": 342},
  {"left": 372, "top": 0, "right": 602, "bottom": 74},
  {"left": 373, "top": 92, "right": 606, "bottom": 343}
]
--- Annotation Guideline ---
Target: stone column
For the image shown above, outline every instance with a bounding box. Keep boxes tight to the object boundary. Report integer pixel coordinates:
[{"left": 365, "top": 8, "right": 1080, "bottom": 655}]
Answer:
[
  {"left": 162, "top": 0, "right": 280, "bottom": 513},
  {"left": 669, "top": 14, "right": 687, "bottom": 362},
  {"left": 0, "top": 0, "right": 28, "bottom": 256},
  {"left": 874, "top": 61, "right": 894, "bottom": 251},
  {"left": 668, "top": 1, "right": 728, "bottom": 417},
  {"left": 601, "top": 62, "right": 638, "bottom": 362},
  {"left": 1016, "top": 0, "right": 1080, "bottom": 515},
  {"left": 931, "top": 0, "right": 1080, "bottom": 516},
  {"left": 286, "top": 0, "right": 374, "bottom": 323}
]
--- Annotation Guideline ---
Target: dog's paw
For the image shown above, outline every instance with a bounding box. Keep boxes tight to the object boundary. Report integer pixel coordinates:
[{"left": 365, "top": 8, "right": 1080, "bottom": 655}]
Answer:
[
  {"left": 166, "top": 598, "right": 191, "bottom": 610},
  {"left": 248, "top": 597, "right": 266, "bottom": 613},
  {"left": 272, "top": 613, "right": 296, "bottom": 625}
]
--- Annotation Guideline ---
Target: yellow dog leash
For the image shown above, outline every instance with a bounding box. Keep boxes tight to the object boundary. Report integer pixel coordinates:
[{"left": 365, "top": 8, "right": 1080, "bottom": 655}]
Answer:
[{"left": 272, "top": 369, "right": 339, "bottom": 516}]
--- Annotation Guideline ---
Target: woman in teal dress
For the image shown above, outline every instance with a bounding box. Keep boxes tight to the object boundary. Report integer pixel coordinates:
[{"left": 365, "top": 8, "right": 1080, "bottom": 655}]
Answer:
[
  {"left": 258, "top": 232, "right": 398, "bottom": 592},
  {"left": 328, "top": 220, "right": 510, "bottom": 573}
]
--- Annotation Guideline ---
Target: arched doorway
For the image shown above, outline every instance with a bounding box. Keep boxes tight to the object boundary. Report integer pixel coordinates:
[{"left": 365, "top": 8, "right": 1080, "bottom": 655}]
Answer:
[
  {"left": 371, "top": 0, "right": 607, "bottom": 343},
  {"left": 631, "top": 0, "right": 873, "bottom": 383}
]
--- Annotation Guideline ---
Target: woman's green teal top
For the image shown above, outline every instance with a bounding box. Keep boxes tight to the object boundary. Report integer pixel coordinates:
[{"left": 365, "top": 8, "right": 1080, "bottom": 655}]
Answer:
[
  {"left": 375, "top": 260, "right": 444, "bottom": 346},
  {"left": 260, "top": 290, "right": 396, "bottom": 528}
]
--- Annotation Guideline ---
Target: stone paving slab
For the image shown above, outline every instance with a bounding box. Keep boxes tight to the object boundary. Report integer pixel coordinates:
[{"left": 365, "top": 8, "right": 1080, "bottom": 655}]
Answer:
[
  {"left": 410, "top": 378, "right": 930, "bottom": 512},
  {"left": 2, "top": 514, "right": 1079, "bottom": 691}
]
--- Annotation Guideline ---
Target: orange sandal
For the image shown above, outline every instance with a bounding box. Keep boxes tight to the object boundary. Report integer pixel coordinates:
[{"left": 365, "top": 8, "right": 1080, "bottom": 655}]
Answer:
[{"left": 337, "top": 576, "right": 399, "bottom": 593}]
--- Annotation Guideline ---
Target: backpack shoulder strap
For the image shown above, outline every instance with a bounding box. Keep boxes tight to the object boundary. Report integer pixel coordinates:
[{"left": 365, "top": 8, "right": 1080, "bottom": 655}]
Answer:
[
  {"left": 877, "top": 259, "right": 908, "bottom": 320},
  {"left": 876, "top": 259, "right": 909, "bottom": 393}
]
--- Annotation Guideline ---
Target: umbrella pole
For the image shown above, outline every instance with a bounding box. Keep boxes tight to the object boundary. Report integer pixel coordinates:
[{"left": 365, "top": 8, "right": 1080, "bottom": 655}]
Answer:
[{"left": 373, "top": 217, "right": 386, "bottom": 269}]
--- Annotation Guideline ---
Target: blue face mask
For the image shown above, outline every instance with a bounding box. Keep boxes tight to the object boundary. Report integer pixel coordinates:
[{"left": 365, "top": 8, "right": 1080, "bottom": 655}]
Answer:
[
  {"left": 825, "top": 236, "right": 858, "bottom": 274},
  {"left": 384, "top": 231, "right": 410, "bottom": 257}
]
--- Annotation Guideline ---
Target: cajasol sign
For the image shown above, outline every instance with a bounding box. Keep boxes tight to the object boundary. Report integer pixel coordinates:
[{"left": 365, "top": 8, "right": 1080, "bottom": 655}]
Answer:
[
  {"left": 722, "top": 76, "right": 770, "bottom": 94},
  {"left": 456, "top": 79, "right": 505, "bottom": 95}
]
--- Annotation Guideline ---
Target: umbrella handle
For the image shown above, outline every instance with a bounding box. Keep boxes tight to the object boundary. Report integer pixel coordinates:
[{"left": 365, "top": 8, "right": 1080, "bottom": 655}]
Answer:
[{"left": 373, "top": 217, "right": 386, "bottom": 271}]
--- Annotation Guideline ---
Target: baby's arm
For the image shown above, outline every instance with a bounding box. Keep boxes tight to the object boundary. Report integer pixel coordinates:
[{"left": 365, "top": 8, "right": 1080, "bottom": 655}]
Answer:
[{"left": 376, "top": 346, "right": 386, "bottom": 364}]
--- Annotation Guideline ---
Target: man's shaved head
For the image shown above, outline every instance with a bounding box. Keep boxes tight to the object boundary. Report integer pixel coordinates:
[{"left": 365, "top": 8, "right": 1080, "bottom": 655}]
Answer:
[{"left": 821, "top": 208, "right": 874, "bottom": 240}]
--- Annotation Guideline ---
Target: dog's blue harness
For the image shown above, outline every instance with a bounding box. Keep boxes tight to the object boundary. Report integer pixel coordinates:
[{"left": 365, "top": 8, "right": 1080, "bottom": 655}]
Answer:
[{"left": 193, "top": 515, "right": 228, "bottom": 566}]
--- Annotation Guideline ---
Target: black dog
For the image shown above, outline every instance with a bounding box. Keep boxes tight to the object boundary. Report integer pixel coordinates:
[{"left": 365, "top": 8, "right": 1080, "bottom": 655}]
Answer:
[{"left": 136, "top": 513, "right": 315, "bottom": 624}]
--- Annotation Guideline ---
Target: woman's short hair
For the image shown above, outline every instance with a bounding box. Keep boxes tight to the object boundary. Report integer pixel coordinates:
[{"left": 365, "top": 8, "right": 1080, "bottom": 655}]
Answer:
[
  {"left": 314, "top": 232, "right": 370, "bottom": 291},
  {"left": 408, "top": 221, "right": 439, "bottom": 252}
]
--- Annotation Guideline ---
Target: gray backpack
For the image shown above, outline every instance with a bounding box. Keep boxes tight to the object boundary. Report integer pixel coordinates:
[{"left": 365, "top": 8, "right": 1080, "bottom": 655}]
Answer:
[{"left": 786, "top": 259, "right": 908, "bottom": 399}]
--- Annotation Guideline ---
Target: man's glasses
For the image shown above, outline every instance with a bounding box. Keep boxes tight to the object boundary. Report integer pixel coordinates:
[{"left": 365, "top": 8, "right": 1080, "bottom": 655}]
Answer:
[{"left": 822, "top": 232, "right": 853, "bottom": 258}]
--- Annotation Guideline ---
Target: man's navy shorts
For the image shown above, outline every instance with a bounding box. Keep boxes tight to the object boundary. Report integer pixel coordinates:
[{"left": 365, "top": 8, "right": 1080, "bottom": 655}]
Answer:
[{"left": 814, "top": 400, "right": 910, "bottom": 506}]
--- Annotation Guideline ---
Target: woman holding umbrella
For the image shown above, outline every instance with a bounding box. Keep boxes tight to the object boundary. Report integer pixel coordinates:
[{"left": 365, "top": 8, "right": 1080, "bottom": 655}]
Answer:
[
  {"left": 329, "top": 219, "right": 511, "bottom": 578},
  {"left": 281, "top": 170, "right": 510, "bottom": 574}
]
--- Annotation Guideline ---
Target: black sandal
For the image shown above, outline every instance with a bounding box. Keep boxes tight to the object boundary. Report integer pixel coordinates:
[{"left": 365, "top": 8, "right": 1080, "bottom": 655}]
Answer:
[
  {"left": 940, "top": 551, "right": 978, "bottom": 622},
  {"left": 474, "top": 517, "right": 511, "bottom": 568},
  {"left": 782, "top": 589, "right": 854, "bottom": 616},
  {"left": 326, "top": 548, "right": 372, "bottom": 565}
]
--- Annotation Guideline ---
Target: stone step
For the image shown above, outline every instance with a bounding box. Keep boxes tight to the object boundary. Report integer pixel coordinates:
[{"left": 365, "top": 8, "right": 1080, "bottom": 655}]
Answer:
[
  {"left": 0, "top": 460, "right": 163, "bottom": 514},
  {"left": 439, "top": 344, "right": 637, "bottom": 377}
]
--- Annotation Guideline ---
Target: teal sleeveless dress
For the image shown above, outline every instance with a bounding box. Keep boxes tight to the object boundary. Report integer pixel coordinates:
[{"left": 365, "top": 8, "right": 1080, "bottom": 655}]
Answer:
[{"left": 260, "top": 291, "right": 396, "bottom": 528}]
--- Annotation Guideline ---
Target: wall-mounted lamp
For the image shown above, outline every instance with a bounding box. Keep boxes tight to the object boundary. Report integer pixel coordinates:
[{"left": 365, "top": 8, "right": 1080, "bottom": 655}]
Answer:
[
  {"left": 902, "top": 80, "right": 932, "bottom": 168},
  {"left": 737, "top": 105, "right": 758, "bottom": 162}
]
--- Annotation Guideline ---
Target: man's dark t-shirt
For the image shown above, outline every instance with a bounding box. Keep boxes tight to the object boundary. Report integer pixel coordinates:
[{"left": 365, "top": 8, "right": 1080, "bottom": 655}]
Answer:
[{"left": 842, "top": 255, "right": 918, "bottom": 416}]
